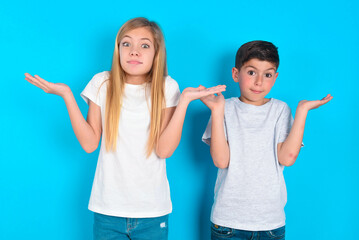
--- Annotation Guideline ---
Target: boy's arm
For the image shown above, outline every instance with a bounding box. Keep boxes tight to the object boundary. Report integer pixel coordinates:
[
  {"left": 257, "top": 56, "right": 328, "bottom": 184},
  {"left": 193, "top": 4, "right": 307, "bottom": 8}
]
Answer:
[
  {"left": 201, "top": 92, "right": 230, "bottom": 169},
  {"left": 210, "top": 109, "right": 230, "bottom": 168},
  {"left": 277, "top": 94, "right": 333, "bottom": 166},
  {"left": 156, "top": 85, "right": 226, "bottom": 159}
]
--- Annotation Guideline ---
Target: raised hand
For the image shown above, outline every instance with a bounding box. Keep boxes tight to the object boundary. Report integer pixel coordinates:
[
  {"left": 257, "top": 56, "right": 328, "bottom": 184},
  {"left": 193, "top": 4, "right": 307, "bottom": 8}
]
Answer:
[
  {"left": 24, "top": 73, "right": 71, "bottom": 97},
  {"left": 200, "top": 90, "right": 225, "bottom": 112},
  {"left": 181, "top": 85, "right": 226, "bottom": 104},
  {"left": 297, "top": 94, "right": 333, "bottom": 112}
]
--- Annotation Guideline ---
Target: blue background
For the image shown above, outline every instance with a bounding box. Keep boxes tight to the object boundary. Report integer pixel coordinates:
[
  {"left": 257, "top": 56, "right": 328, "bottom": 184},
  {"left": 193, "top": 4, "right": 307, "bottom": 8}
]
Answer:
[{"left": 1, "top": 0, "right": 358, "bottom": 239}]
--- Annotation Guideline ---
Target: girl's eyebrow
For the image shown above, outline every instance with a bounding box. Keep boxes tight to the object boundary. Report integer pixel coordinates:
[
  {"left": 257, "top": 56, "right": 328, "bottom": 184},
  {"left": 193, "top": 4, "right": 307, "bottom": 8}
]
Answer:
[
  {"left": 140, "top": 38, "right": 152, "bottom": 43},
  {"left": 122, "top": 35, "right": 153, "bottom": 43}
]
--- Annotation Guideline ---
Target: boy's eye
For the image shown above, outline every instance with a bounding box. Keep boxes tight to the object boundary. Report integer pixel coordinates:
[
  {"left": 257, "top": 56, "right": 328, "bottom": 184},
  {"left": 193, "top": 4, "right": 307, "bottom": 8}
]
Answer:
[
  {"left": 141, "top": 43, "right": 150, "bottom": 48},
  {"left": 265, "top": 73, "right": 273, "bottom": 78},
  {"left": 248, "top": 70, "right": 255, "bottom": 76},
  {"left": 122, "top": 42, "right": 130, "bottom": 47}
]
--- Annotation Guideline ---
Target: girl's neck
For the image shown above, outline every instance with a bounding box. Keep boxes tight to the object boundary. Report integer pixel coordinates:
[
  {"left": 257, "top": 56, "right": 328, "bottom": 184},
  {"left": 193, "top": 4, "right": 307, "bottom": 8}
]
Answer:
[{"left": 125, "top": 74, "right": 149, "bottom": 85}]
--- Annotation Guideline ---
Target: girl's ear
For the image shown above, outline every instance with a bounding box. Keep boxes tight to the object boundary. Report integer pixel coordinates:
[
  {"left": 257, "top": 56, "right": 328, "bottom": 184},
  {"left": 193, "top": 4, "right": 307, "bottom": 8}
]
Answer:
[{"left": 232, "top": 67, "right": 239, "bottom": 82}]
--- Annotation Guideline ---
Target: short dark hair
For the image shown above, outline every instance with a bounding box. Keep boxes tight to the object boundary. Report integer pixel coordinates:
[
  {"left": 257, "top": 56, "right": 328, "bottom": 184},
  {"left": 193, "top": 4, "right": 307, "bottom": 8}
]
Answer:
[{"left": 235, "top": 41, "right": 279, "bottom": 71}]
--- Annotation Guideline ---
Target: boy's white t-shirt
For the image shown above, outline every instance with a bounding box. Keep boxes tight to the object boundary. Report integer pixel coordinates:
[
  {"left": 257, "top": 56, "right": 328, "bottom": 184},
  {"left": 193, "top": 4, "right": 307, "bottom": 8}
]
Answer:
[
  {"left": 202, "top": 97, "right": 293, "bottom": 231},
  {"left": 81, "top": 71, "right": 181, "bottom": 218}
]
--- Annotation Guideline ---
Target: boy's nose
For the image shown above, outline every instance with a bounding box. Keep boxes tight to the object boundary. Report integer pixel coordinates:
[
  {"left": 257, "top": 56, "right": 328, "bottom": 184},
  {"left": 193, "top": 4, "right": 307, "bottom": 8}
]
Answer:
[{"left": 254, "top": 76, "right": 263, "bottom": 86}]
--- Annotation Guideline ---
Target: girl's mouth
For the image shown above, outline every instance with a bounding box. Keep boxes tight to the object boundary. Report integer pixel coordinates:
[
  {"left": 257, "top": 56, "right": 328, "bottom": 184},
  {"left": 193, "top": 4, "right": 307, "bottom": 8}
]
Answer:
[{"left": 127, "top": 61, "right": 143, "bottom": 65}]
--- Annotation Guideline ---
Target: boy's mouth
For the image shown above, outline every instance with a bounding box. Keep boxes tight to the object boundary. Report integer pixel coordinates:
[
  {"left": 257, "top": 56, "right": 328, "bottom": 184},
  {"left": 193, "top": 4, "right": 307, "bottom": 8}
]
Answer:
[{"left": 250, "top": 89, "right": 263, "bottom": 94}]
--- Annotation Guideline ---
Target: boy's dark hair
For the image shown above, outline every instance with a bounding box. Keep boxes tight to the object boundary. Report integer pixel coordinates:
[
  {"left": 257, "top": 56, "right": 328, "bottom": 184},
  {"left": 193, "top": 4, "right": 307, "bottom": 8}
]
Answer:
[{"left": 235, "top": 41, "right": 279, "bottom": 71}]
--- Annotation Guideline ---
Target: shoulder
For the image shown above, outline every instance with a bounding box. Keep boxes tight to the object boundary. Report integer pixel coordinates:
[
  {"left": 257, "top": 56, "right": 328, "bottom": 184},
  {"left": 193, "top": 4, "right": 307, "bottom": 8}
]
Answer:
[
  {"left": 163, "top": 75, "right": 181, "bottom": 107},
  {"left": 164, "top": 75, "right": 180, "bottom": 93},
  {"left": 270, "top": 98, "right": 291, "bottom": 116},
  {"left": 223, "top": 97, "right": 239, "bottom": 118},
  {"left": 224, "top": 97, "right": 238, "bottom": 108},
  {"left": 81, "top": 71, "right": 110, "bottom": 106},
  {"left": 89, "top": 71, "right": 110, "bottom": 88},
  {"left": 271, "top": 98, "right": 290, "bottom": 109},
  {"left": 164, "top": 75, "right": 179, "bottom": 88},
  {"left": 225, "top": 97, "right": 237, "bottom": 103}
]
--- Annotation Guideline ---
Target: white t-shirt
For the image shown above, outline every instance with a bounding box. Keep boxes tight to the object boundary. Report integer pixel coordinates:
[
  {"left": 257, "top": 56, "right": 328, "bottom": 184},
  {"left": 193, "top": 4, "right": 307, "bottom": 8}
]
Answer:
[
  {"left": 81, "top": 71, "right": 181, "bottom": 218},
  {"left": 202, "top": 98, "right": 293, "bottom": 231}
]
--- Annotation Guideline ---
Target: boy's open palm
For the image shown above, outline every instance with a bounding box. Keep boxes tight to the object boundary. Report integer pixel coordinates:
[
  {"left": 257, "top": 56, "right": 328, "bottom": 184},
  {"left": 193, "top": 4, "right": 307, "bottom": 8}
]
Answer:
[
  {"left": 200, "top": 91, "right": 225, "bottom": 111},
  {"left": 298, "top": 94, "right": 333, "bottom": 111},
  {"left": 25, "top": 73, "right": 70, "bottom": 97}
]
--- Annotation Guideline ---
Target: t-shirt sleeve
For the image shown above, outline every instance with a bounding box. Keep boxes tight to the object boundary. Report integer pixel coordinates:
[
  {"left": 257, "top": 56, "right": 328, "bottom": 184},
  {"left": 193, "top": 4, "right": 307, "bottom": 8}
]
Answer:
[
  {"left": 164, "top": 76, "right": 181, "bottom": 108},
  {"left": 202, "top": 115, "right": 228, "bottom": 146},
  {"left": 80, "top": 71, "right": 109, "bottom": 107},
  {"left": 277, "top": 103, "right": 294, "bottom": 143}
]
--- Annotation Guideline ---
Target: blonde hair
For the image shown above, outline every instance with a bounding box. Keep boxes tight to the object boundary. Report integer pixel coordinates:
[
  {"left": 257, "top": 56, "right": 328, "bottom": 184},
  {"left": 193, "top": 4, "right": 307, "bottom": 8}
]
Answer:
[{"left": 104, "top": 17, "right": 167, "bottom": 157}]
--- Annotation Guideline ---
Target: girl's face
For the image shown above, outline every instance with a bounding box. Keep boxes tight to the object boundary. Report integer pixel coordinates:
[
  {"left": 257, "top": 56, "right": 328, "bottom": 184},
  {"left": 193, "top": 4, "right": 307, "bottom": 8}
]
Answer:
[{"left": 119, "top": 27, "right": 156, "bottom": 81}]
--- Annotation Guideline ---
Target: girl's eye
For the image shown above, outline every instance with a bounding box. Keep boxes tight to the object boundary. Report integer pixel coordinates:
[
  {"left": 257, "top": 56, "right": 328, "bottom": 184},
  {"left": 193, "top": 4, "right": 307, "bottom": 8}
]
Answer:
[
  {"left": 141, "top": 44, "right": 150, "bottom": 48},
  {"left": 248, "top": 70, "right": 255, "bottom": 76},
  {"left": 122, "top": 42, "right": 130, "bottom": 47},
  {"left": 265, "top": 73, "right": 273, "bottom": 78}
]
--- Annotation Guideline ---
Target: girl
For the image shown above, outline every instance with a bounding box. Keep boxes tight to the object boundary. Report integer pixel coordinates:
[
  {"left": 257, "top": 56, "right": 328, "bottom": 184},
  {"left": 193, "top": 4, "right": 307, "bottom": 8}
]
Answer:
[{"left": 24, "top": 17, "right": 225, "bottom": 240}]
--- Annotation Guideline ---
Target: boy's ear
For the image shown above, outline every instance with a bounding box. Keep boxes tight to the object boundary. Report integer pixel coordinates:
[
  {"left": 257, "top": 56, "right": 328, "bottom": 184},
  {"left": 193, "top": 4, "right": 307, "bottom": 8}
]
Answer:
[
  {"left": 274, "top": 72, "right": 279, "bottom": 83},
  {"left": 232, "top": 67, "right": 239, "bottom": 82}
]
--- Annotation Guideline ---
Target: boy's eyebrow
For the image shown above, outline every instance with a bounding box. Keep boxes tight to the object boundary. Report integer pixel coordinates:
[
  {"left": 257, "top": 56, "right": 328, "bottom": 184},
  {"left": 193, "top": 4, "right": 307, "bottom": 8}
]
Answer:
[{"left": 245, "top": 65, "right": 276, "bottom": 71}]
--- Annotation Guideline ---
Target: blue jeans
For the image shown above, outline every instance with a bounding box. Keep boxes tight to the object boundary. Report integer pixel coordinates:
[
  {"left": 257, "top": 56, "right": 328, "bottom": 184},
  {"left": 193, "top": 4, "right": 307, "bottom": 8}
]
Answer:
[
  {"left": 211, "top": 223, "right": 285, "bottom": 240},
  {"left": 93, "top": 213, "right": 169, "bottom": 240}
]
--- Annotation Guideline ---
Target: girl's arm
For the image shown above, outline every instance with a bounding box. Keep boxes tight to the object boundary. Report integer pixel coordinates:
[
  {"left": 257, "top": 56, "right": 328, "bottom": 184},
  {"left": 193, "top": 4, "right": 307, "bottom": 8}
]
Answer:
[
  {"left": 201, "top": 92, "right": 230, "bottom": 168},
  {"left": 277, "top": 94, "right": 333, "bottom": 166},
  {"left": 155, "top": 85, "right": 226, "bottom": 159},
  {"left": 25, "top": 73, "right": 102, "bottom": 153}
]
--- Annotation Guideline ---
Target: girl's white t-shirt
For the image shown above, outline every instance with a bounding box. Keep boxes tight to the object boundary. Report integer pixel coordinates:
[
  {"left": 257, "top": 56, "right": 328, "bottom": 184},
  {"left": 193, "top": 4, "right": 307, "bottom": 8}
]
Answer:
[{"left": 81, "top": 71, "right": 181, "bottom": 218}]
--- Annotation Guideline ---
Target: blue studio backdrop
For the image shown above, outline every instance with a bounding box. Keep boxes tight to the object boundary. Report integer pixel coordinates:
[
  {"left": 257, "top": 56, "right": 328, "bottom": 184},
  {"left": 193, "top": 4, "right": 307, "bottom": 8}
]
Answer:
[{"left": 1, "top": 0, "right": 358, "bottom": 239}]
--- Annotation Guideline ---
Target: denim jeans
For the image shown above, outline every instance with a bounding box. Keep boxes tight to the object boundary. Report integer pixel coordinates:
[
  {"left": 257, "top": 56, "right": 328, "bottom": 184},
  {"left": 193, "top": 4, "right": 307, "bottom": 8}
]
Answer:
[
  {"left": 93, "top": 213, "right": 169, "bottom": 240},
  {"left": 211, "top": 223, "right": 285, "bottom": 240}
]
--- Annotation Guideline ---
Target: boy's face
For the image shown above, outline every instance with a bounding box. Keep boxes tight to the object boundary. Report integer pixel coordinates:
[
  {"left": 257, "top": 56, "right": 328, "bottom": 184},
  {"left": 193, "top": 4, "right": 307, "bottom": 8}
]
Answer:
[{"left": 232, "top": 58, "right": 278, "bottom": 106}]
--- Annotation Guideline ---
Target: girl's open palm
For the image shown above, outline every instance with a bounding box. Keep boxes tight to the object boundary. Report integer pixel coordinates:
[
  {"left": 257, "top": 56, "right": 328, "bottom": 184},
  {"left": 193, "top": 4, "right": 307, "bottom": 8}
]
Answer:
[
  {"left": 298, "top": 94, "right": 333, "bottom": 111},
  {"left": 182, "top": 85, "right": 226, "bottom": 103},
  {"left": 25, "top": 73, "right": 70, "bottom": 97}
]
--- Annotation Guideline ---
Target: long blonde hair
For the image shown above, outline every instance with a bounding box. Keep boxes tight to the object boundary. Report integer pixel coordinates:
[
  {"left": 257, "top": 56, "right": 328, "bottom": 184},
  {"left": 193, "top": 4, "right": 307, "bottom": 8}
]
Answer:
[{"left": 104, "top": 17, "right": 167, "bottom": 157}]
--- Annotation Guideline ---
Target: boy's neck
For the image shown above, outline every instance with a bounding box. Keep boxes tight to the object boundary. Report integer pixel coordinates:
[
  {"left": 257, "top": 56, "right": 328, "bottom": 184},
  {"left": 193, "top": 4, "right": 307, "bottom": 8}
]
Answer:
[{"left": 239, "top": 96, "right": 270, "bottom": 106}]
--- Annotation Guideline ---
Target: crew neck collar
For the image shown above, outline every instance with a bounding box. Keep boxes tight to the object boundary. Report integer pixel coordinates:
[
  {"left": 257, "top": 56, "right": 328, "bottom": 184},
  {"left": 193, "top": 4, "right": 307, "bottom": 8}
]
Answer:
[{"left": 236, "top": 97, "right": 273, "bottom": 109}]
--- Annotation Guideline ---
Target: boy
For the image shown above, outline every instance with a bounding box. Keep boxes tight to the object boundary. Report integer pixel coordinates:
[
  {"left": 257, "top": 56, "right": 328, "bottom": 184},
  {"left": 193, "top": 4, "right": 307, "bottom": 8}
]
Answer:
[{"left": 201, "top": 40, "right": 332, "bottom": 239}]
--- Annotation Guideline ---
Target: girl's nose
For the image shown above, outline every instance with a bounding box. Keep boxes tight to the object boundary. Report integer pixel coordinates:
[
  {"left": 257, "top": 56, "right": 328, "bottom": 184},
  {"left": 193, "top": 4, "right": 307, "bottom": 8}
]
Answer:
[{"left": 130, "top": 48, "right": 140, "bottom": 56}]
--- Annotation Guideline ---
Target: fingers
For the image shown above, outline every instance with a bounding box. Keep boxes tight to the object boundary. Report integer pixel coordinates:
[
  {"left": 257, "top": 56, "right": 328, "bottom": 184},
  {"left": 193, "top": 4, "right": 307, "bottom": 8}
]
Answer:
[
  {"left": 24, "top": 73, "right": 49, "bottom": 92},
  {"left": 320, "top": 94, "right": 333, "bottom": 105},
  {"left": 321, "top": 94, "right": 330, "bottom": 100},
  {"left": 206, "top": 85, "right": 226, "bottom": 93},
  {"left": 24, "top": 73, "right": 37, "bottom": 83},
  {"left": 34, "top": 74, "right": 50, "bottom": 87},
  {"left": 194, "top": 84, "right": 226, "bottom": 92},
  {"left": 306, "top": 94, "right": 333, "bottom": 110},
  {"left": 198, "top": 85, "right": 226, "bottom": 100},
  {"left": 25, "top": 73, "right": 41, "bottom": 87},
  {"left": 198, "top": 85, "right": 206, "bottom": 90}
]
